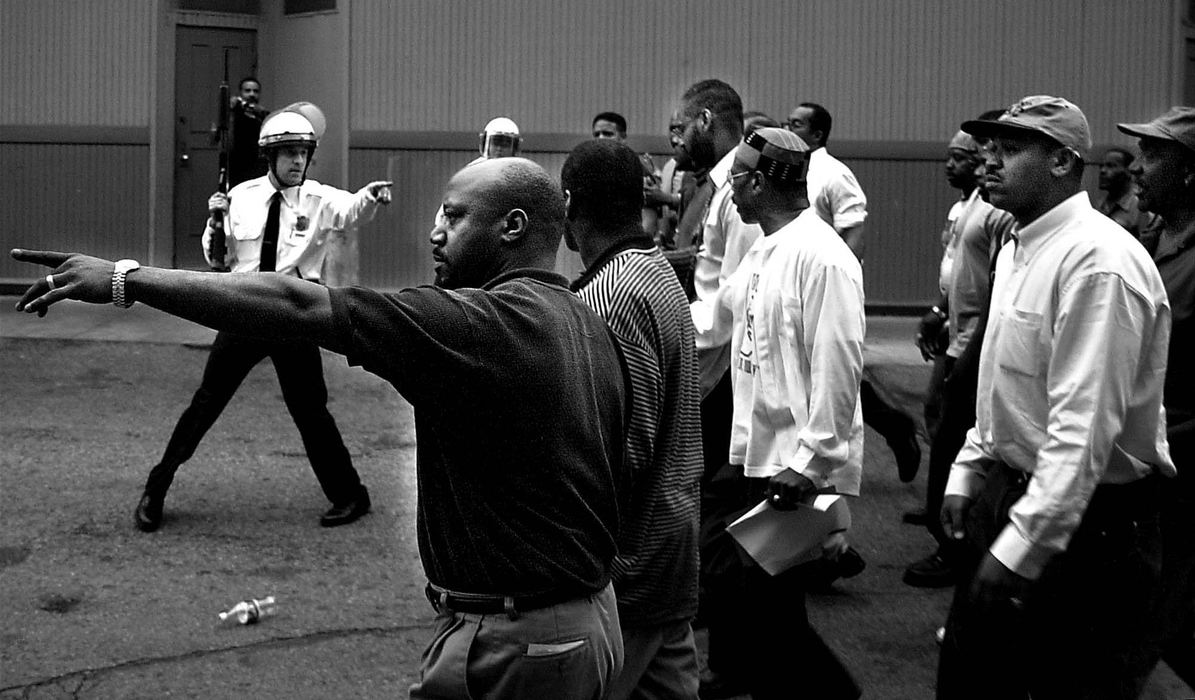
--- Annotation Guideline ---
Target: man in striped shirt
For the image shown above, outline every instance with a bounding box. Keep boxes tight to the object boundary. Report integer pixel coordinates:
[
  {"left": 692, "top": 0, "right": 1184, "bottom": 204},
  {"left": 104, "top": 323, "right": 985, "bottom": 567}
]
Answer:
[{"left": 564, "top": 139, "right": 704, "bottom": 700}]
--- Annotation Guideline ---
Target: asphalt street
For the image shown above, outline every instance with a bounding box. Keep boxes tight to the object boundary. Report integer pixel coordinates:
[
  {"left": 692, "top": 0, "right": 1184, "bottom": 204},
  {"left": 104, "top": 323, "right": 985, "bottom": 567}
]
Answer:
[{"left": 0, "top": 297, "right": 1190, "bottom": 699}]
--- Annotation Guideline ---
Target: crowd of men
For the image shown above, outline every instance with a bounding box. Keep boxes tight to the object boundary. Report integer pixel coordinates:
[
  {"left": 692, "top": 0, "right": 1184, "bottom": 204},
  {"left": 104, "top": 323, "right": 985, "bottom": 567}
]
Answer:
[{"left": 11, "top": 76, "right": 1195, "bottom": 699}]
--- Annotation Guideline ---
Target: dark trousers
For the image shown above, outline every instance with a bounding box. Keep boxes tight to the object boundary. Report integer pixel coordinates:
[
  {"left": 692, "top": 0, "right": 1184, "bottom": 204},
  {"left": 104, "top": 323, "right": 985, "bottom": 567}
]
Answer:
[
  {"left": 937, "top": 463, "right": 1163, "bottom": 700},
  {"left": 702, "top": 470, "right": 860, "bottom": 699},
  {"left": 860, "top": 375, "right": 915, "bottom": 449},
  {"left": 924, "top": 356, "right": 977, "bottom": 549},
  {"left": 1133, "top": 440, "right": 1195, "bottom": 688},
  {"left": 144, "top": 330, "right": 362, "bottom": 506},
  {"left": 697, "top": 367, "right": 734, "bottom": 638}
]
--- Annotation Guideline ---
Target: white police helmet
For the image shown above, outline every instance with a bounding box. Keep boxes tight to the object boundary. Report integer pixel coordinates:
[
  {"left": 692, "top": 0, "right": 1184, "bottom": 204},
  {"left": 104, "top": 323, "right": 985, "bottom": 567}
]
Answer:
[
  {"left": 478, "top": 117, "right": 521, "bottom": 158},
  {"left": 258, "top": 111, "right": 318, "bottom": 150}
]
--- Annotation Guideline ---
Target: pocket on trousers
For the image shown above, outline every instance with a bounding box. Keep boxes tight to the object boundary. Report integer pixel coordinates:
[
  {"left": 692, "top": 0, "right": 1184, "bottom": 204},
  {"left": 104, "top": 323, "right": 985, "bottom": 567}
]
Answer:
[
  {"left": 467, "top": 626, "right": 600, "bottom": 700},
  {"left": 525, "top": 639, "right": 587, "bottom": 657}
]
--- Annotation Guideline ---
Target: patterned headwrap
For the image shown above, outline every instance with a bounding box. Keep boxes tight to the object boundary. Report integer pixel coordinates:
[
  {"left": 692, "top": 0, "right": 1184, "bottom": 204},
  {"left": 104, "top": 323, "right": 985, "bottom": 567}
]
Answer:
[{"left": 735, "top": 127, "right": 810, "bottom": 183}]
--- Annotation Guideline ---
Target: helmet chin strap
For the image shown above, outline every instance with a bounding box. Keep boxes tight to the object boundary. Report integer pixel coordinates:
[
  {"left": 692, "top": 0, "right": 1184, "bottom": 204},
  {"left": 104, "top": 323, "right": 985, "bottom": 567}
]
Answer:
[{"left": 266, "top": 147, "right": 314, "bottom": 188}]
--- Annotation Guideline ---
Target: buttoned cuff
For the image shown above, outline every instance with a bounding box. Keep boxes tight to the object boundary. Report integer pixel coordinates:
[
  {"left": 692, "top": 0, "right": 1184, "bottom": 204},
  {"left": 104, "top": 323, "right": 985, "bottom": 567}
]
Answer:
[
  {"left": 833, "top": 212, "right": 867, "bottom": 230},
  {"left": 944, "top": 464, "right": 985, "bottom": 499},
  {"left": 989, "top": 524, "right": 1053, "bottom": 580},
  {"left": 791, "top": 448, "right": 829, "bottom": 489}
]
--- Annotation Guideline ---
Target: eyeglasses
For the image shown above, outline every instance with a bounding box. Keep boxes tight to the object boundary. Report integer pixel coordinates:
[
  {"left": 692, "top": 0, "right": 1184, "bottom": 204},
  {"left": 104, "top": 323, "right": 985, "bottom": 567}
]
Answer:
[{"left": 728, "top": 169, "right": 756, "bottom": 185}]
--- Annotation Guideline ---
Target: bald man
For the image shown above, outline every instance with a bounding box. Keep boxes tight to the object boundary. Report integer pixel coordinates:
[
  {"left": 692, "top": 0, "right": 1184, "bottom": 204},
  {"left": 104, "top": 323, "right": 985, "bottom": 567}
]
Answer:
[{"left": 13, "top": 158, "right": 628, "bottom": 700}]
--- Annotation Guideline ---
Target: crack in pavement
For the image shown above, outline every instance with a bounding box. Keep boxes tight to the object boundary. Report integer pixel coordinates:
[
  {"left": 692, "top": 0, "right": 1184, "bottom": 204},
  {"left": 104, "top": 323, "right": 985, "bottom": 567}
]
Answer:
[{"left": 0, "top": 622, "right": 428, "bottom": 697}]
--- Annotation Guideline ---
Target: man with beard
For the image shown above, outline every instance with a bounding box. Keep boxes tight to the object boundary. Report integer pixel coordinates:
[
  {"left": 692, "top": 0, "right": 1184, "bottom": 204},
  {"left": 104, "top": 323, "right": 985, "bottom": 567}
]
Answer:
[
  {"left": 13, "top": 157, "right": 628, "bottom": 700},
  {"left": 1118, "top": 106, "right": 1195, "bottom": 690},
  {"left": 672, "top": 78, "right": 759, "bottom": 697}
]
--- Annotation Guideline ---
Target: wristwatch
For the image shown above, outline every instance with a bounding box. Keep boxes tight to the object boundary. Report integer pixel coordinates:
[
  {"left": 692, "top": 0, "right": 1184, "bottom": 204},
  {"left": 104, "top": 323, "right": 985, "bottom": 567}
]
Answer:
[{"left": 112, "top": 259, "right": 141, "bottom": 308}]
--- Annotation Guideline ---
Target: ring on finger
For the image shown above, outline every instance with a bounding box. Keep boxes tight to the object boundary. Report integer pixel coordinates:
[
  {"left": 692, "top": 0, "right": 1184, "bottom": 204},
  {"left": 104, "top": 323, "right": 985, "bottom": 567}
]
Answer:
[{"left": 46, "top": 274, "right": 57, "bottom": 291}]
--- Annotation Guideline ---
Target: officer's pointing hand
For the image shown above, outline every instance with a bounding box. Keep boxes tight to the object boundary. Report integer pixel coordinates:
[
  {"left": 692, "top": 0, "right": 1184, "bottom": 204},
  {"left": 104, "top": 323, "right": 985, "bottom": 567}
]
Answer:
[{"left": 366, "top": 181, "right": 393, "bottom": 205}]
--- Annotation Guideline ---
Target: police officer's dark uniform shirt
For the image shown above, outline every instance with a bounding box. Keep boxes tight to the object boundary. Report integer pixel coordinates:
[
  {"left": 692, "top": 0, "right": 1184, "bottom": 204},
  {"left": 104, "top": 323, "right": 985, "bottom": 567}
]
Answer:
[{"left": 328, "top": 269, "right": 627, "bottom": 595}]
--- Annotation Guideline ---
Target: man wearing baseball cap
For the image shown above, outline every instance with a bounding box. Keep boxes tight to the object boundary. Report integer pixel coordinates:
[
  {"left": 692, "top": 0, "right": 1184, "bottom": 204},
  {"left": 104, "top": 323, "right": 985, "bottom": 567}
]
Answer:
[
  {"left": 1118, "top": 105, "right": 1195, "bottom": 689},
  {"left": 936, "top": 95, "right": 1174, "bottom": 698},
  {"left": 692, "top": 127, "right": 864, "bottom": 699}
]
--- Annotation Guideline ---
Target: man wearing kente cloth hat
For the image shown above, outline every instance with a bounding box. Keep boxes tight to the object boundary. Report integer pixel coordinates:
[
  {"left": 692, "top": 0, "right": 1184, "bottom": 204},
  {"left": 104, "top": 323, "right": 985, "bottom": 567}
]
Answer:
[
  {"left": 691, "top": 127, "right": 864, "bottom": 699},
  {"left": 936, "top": 96, "right": 1173, "bottom": 699}
]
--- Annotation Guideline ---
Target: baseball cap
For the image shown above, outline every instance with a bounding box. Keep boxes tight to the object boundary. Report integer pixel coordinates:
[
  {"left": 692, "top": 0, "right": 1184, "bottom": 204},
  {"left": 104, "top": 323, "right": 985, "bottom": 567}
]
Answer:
[
  {"left": 961, "top": 95, "right": 1092, "bottom": 158},
  {"left": 948, "top": 130, "right": 978, "bottom": 153},
  {"left": 1117, "top": 106, "right": 1195, "bottom": 154}
]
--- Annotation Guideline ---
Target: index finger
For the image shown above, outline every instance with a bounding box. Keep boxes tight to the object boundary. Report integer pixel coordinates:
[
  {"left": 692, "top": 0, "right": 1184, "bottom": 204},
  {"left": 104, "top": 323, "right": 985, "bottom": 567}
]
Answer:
[{"left": 11, "top": 249, "right": 72, "bottom": 268}]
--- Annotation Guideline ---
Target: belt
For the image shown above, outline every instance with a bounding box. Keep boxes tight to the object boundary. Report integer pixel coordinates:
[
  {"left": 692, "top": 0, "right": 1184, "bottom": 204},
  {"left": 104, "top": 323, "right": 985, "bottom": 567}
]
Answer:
[{"left": 424, "top": 582, "right": 593, "bottom": 618}]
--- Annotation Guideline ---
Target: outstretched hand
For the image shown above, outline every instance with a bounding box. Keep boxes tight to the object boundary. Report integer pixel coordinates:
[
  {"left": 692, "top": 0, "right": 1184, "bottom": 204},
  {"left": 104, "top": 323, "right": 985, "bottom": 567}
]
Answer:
[
  {"left": 366, "top": 181, "right": 393, "bottom": 204},
  {"left": 10, "top": 249, "right": 115, "bottom": 316}
]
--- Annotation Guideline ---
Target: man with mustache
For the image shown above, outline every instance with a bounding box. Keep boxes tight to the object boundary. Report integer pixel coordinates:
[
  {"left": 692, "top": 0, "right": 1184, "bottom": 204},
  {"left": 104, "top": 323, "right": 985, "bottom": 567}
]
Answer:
[
  {"left": 12, "top": 156, "right": 627, "bottom": 700},
  {"left": 936, "top": 96, "right": 1174, "bottom": 698},
  {"left": 1117, "top": 106, "right": 1195, "bottom": 690}
]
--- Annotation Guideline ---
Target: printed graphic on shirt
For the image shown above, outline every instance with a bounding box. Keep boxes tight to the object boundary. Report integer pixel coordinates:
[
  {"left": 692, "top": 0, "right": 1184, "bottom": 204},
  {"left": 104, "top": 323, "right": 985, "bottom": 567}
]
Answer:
[{"left": 736, "top": 272, "right": 760, "bottom": 375}]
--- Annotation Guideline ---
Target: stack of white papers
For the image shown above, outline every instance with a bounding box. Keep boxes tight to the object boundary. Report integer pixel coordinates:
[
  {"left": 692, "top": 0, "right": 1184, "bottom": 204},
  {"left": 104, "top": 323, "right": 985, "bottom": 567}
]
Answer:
[{"left": 726, "top": 495, "right": 851, "bottom": 576}]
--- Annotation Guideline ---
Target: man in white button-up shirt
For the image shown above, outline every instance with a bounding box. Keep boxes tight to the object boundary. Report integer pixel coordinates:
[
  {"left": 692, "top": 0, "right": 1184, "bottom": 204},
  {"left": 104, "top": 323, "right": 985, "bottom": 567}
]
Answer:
[
  {"left": 935, "top": 96, "right": 1174, "bottom": 699},
  {"left": 692, "top": 127, "right": 864, "bottom": 700},
  {"left": 134, "top": 105, "right": 392, "bottom": 534}
]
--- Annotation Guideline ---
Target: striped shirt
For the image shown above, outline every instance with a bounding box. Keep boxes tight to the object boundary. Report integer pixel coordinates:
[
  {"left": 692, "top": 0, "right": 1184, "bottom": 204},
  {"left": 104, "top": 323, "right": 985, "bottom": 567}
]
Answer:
[{"left": 574, "top": 242, "right": 703, "bottom": 627}]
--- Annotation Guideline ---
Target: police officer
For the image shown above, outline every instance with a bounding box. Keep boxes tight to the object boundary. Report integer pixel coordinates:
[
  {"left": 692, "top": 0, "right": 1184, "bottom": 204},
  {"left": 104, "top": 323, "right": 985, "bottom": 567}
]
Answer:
[
  {"left": 472, "top": 117, "right": 521, "bottom": 164},
  {"left": 133, "top": 103, "right": 392, "bottom": 532}
]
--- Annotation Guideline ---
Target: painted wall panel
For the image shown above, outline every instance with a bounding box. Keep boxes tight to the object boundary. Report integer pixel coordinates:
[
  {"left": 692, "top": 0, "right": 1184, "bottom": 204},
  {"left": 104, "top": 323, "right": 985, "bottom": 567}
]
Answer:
[
  {"left": 0, "top": 145, "right": 150, "bottom": 281},
  {"left": 0, "top": 0, "right": 153, "bottom": 126},
  {"left": 349, "top": 0, "right": 1177, "bottom": 145}
]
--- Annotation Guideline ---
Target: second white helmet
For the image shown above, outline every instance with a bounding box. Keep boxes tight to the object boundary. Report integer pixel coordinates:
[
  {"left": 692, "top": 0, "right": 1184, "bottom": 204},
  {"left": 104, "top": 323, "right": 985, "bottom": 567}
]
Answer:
[{"left": 479, "top": 117, "right": 521, "bottom": 158}]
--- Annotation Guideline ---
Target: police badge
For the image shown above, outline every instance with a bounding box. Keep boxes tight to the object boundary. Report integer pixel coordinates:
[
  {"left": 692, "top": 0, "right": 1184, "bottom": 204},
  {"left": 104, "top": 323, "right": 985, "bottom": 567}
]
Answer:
[{"left": 295, "top": 215, "right": 309, "bottom": 231}]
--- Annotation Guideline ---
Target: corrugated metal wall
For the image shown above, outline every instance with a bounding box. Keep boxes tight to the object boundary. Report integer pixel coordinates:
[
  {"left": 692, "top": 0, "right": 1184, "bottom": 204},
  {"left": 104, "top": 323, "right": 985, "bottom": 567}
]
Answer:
[
  {"left": 0, "top": 0, "right": 153, "bottom": 126},
  {"left": 346, "top": 0, "right": 1179, "bottom": 303},
  {"left": 349, "top": 0, "right": 1176, "bottom": 142},
  {"left": 0, "top": 0, "right": 153, "bottom": 282},
  {"left": 0, "top": 0, "right": 1181, "bottom": 303},
  {"left": 4, "top": 144, "right": 151, "bottom": 260}
]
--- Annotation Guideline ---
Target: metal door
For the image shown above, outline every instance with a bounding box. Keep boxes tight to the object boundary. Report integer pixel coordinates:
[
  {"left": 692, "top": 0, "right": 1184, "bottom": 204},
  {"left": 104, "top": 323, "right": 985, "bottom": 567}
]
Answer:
[{"left": 173, "top": 26, "right": 257, "bottom": 270}]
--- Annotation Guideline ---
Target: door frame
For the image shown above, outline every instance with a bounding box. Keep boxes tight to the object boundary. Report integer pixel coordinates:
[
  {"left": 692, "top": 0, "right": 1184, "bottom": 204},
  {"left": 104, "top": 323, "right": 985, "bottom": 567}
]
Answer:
[{"left": 151, "top": 6, "right": 260, "bottom": 270}]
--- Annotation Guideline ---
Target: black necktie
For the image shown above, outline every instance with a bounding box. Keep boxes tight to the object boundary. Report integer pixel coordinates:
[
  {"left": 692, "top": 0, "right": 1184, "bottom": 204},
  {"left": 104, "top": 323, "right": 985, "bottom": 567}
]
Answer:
[{"left": 260, "top": 192, "right": 282, "bottom": 272}]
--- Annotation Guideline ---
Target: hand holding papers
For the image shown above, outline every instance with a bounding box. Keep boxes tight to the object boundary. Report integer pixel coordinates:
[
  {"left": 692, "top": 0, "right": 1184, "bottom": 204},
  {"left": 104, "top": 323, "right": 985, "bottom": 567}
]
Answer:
[{"left": 726, "top": 494, "right": 851, "bottom": 576}]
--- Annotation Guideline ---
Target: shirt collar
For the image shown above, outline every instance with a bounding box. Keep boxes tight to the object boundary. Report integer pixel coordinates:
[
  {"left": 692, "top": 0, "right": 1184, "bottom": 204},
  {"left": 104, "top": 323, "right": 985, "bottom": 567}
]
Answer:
[
  {"left": 570, "top": 235, "right": 656, "bottom": 291},
  {"left": 481, "top": 267, "right": 570, "bottom": 291},
  {"left": 1155, "top": 216, "right": 1195, "bottom": 261},
  {"left": 1011, "top": 191, "right": 1092, "bottom": 259},
  {"left": 710, "top": 149, "right": 737, "bottom": 188}
]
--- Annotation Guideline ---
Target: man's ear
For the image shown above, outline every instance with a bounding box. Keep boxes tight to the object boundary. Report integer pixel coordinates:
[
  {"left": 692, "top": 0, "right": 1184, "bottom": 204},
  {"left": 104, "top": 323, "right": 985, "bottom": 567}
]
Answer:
[
  {"left": 500, "top": 208, "right": 529, "bottom": 244},
  {"left": 1051, "top": 147, "right": 1082, "bottom": 178},
  {"left": 563, "top": 189, "right": 574, "bottom": 219}
]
